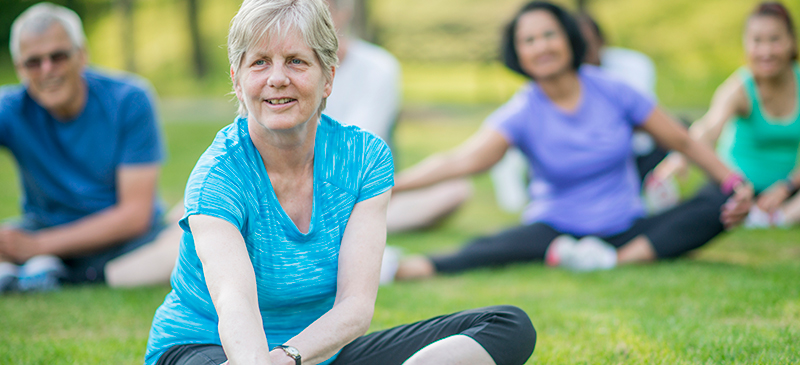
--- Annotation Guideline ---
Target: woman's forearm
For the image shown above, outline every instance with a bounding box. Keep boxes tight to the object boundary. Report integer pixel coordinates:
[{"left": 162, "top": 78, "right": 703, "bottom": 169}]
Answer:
[
  {"left": 191, "top": 215, "right": 272, "bottom": 365},
  {"left": 283, "top": 295, "right": 374, "bottom": 365},
  {"left": 677, "top": 137, "right": 732, "bottom": 184},
  {"left": 217, "top": 294, "right": 273, "bottom": 365},
  {"left": 282, "top": 192, "right": 390, "bottom": 364}
]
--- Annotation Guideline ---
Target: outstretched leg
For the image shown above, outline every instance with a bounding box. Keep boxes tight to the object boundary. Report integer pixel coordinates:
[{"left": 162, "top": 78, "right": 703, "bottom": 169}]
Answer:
[
  {"left": 395, "top": 222, "right": 561, "bottom": 280},
  {"left": 386, "top": 179, "right": 472, "bottom": 233},
  {"left": 105, "top": 203, "right": 185, "bottom": 287}
]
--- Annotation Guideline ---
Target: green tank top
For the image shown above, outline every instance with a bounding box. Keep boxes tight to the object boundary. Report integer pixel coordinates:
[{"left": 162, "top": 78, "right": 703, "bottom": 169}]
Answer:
[{"left": 716, "top": 63, "right": 800, "bottom": 193}]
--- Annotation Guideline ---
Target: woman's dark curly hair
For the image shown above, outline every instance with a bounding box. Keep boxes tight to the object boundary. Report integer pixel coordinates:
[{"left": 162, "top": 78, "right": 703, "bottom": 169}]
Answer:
[{"left": 501, "top": 1, "right": 586, "bottom": 79}]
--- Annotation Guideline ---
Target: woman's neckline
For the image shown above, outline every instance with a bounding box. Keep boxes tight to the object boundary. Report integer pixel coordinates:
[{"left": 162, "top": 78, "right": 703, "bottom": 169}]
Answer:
[{"left": 537, "top": 69, "right": 583, "bottom": 115}]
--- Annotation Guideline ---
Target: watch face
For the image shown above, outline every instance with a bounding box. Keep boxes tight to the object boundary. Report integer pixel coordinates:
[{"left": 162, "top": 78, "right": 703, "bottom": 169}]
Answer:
[{"left": 285, "top": 346, "right": 300, "bottom": 358}]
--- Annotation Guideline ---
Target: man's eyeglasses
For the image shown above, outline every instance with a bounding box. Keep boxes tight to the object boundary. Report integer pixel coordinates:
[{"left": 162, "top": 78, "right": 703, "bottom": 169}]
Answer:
[{"left": 20, "top": 49, "right": 75, "bottom": 70}]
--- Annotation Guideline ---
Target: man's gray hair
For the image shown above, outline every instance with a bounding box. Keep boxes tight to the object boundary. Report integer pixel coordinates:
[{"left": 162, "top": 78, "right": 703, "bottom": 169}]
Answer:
[
  {"left": 228, "top": 0, "right": 339, "bottom": 116},
  {"left": 10, "top": 2, "right": 86, "bottom": 63}
]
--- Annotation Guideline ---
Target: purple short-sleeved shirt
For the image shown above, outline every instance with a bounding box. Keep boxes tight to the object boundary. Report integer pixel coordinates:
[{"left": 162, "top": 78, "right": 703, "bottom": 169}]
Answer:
[{"left": 488, "top": 65, "right": 656, "bottom": 236}]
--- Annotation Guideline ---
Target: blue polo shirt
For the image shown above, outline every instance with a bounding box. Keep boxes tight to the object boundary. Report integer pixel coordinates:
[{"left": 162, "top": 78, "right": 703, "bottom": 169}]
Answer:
[
  {"left": 0, "top": 68, "right": 164, "bottom": 227},
  {"left": 145, "top": 115, "right": 394, "bottom": 365}
]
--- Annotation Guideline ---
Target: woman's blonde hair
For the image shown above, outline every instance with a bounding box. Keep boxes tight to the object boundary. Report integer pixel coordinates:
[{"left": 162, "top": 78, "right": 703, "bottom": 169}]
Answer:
[{"left": 228, "top": 0, "right": 339, "bottom": 116}]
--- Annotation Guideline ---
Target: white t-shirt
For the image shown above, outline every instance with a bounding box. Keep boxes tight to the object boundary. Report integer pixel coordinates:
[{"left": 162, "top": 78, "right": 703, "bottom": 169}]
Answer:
[
  {"left": 600, "top": 47, "right": 657, "bottom": 98},
  {"left": 324, "top": 39, "right": 401, "bottom": 143}
]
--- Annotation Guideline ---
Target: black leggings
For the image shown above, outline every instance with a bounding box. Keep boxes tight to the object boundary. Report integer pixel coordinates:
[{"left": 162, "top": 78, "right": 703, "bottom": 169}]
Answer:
[
  {"left": 433, "top": 183, "right": 729, "bottom": 273},
  {"left": 157, "top": 305, "right": 536, "bottom": 365}
]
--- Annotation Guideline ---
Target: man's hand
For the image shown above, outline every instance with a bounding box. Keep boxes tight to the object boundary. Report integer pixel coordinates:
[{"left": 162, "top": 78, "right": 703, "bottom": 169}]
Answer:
[
  {"left": 721, "top": 183, "right": 754, "bottom": 229},
  {"left": 0, "top": 228, "right": 43, "bottom": 263}
]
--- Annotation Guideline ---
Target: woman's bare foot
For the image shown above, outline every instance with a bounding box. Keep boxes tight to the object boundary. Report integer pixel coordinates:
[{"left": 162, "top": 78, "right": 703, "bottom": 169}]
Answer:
[{"left": 395, "top": 255, "right": 436, "bottom": 280}]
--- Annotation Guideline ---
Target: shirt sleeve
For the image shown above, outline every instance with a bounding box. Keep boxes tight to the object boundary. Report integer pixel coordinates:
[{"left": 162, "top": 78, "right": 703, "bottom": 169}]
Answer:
[
  {"left": 118, "top": 85, "right": 165, "bottom": 165},
  {"left": 342, "top": 54, "right": 401, "bottom": 142},
  {"left": 485, "top": 88, "right": 531, "bottom": 148},
  {"left": 356, "top": 135, "right": 394, "bottom": 203},
  {"left": 180, "top": 162, "right": 247, "bottom": 233},
  {"left": 616, "top": 81, "right": 656, "bottom": 127}
]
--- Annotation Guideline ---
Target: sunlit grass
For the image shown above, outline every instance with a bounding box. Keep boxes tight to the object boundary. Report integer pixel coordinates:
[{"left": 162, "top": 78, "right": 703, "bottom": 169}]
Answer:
[{"left": 0, "top": 104, "right": 798, "bottom": 364}]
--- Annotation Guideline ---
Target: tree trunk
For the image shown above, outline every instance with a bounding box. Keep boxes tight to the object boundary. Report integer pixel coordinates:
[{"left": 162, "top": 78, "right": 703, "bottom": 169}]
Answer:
[
  {"left": 187, "top": 0, "right": 207, "bottom": 78},
  {"left": 351, "top": 0, "right": 373, "bottom": 42},
  {"left": 117, "top": 0, "right": 136, "bottom": 72}
]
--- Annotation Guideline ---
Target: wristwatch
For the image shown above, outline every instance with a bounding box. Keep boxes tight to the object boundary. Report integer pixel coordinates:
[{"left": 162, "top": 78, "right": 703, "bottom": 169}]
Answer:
[{"left": 273, "top": 344, "right": 301, "bottom": 365}]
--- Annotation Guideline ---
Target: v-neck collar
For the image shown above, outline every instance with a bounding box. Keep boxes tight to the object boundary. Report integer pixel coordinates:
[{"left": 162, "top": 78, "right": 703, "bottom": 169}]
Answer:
[{"left": 240, "top": 117, "right": 322, "bottom": 242}]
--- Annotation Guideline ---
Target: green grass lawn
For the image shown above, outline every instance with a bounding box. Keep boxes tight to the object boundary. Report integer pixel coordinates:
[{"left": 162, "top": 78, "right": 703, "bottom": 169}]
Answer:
[{"left": 1, "top": 103, "right": 799, "bottom": 364}]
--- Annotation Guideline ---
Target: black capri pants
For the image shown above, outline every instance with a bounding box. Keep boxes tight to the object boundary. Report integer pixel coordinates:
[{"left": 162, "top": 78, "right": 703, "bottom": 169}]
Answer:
[
  {"left": 157, "top": 305, "right": 536, "bottom": 365},
  {"left": 433, "top": 183, "right": 730, "bottom": 273}
]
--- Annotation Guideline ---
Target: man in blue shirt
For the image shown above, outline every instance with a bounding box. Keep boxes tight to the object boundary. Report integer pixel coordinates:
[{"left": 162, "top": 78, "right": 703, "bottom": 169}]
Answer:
[{"left": 0, "top": 3, "right": 174, "bottom": 292}]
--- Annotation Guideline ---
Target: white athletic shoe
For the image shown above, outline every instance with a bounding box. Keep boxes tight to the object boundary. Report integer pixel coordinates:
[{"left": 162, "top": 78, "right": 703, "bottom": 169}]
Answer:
[
  {"left": 545, "top": 235, "right": 578, "bottom": 267},
  {"left": 17, "top": 255, "right": 65, "bottom": 292},
  {"left": 772, "top": 209, "right": 789, "bottom": 228},
  {"left": 379, "top": 246, "right": 402, "bottom": 285},
  {"left": 559, "top": 236, "right": 618, "bottom": 272},
  {"left": 744, "top": 206, "right": 772, "bottom": 229}
]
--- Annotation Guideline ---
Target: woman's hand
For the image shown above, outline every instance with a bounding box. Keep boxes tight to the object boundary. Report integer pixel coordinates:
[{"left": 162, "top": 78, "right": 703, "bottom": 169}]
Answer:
[
  {"left": 721, "top": 183, "right": 754, "bottom": 229},
  {"left": 756, "top": 181, "right": 791, "bottom": 214}
]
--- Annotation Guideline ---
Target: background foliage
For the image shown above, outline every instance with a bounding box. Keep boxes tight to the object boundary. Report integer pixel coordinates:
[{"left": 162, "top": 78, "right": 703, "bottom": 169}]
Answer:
[{"left": 0, "top": 0, "right": 798, "bottom": 107}]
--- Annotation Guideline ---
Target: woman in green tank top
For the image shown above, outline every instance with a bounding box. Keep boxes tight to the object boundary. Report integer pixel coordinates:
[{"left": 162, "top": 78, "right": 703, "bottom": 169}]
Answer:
[{"left": 660, "top": 1, "right": 800, "bottom": 227}]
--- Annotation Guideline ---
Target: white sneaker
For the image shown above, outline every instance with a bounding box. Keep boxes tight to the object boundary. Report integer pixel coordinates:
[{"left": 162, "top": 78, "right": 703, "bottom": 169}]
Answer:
[
  {"left": 744, "top": 206, "right": 772, "bottom": 229},
  {"left": 559, "top": 236, "right": 618, "bottom": 272},
  {"left": 772, "top": 209, "right": 789, "bottom": 228},
  {"left": 17, "top": 255, "right": 65, "bottom": 292},
  {"left": 379, "top": 246, "right": 402, "bottom": 285},
  {"left": 545, "top": 235, "right": 578, "bottom": 267}
]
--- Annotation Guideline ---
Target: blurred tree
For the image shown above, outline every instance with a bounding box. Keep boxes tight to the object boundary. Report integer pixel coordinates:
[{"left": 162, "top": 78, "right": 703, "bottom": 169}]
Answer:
[
  {"left": 0, "top": 0, "right": 92, "bottom": 58},
  {"left": 187, "top": 0, "right": 207, "bottom": 78},
  {"left": 116, "top": 0, "right": 136, "bottom": 72}
]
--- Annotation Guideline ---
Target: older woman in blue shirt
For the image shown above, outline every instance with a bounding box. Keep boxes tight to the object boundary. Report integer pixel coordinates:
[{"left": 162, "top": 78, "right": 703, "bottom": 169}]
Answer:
[{"left": 144, "top": 1, "right": 535, "bottom": 365}]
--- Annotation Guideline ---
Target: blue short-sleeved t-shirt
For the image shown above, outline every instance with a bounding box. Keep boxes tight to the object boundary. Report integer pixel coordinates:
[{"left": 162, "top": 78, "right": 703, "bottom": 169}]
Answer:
[
  {"left": 488, "top": 65, "right": 656, "bottom": 236},
  {"left": 145, "top": 115, "right": 394, "bottom": 365},
  {"left": 0, "top": 69, "right": 164, "bottom": 227}
]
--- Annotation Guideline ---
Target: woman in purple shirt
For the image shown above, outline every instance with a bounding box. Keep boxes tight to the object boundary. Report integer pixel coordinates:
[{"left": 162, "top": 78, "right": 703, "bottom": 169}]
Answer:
[{"left": 393, "top": 1, "right": 753, "bottom": 278}]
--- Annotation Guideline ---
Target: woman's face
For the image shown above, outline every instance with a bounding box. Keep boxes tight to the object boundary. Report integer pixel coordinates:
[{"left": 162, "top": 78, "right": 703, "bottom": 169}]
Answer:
[
  {"left": 744, "top": 15, "right": 797, "bottom": 78},
  {"left": 514, "top": 10, "right": 574, "bottom": 80},
  {"left": 234, "top": 29, "right": 333, "bottom": 132}
]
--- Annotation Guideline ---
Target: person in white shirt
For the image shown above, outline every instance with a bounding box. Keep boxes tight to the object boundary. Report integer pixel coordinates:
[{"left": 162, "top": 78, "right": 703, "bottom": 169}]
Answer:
[{"left": 325, "top": 0, "right": 472, "bottom": 234}]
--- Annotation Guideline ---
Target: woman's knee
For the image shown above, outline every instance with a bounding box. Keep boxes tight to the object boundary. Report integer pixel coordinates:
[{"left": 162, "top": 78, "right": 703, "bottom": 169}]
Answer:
[{"left": 470, "top": 305, "right": 536, "bottom": 365}]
